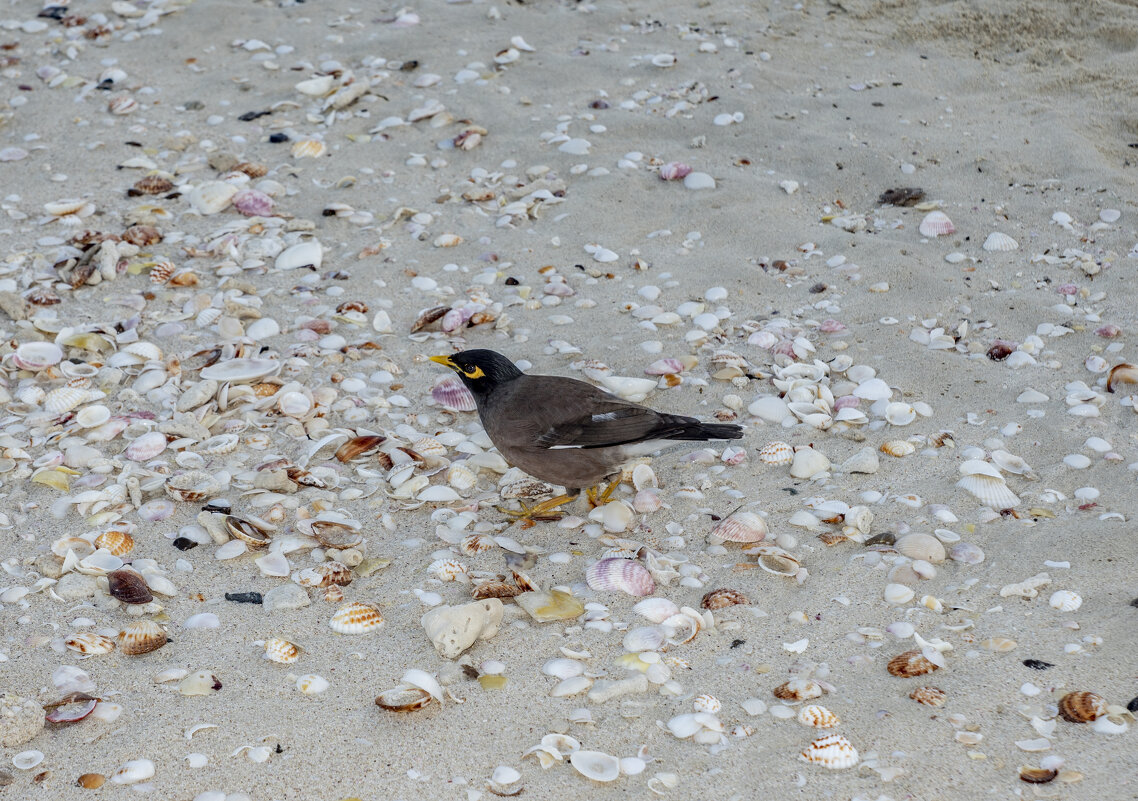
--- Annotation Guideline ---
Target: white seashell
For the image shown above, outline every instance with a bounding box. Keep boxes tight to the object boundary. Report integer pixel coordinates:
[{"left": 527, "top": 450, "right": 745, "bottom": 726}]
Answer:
[
  {"left": 183, "top": 613, "right": 219, "bottom": 629},
  {"left": 214, "top": 539, "right": 247, "bottom": 560},
  {"left": 125, "top": 431, "right": 167, "bottom": 461},
  {"left": 622, "top": 625, "right": 666, "bottom": 652},
  {"left": 550, "top": 676, "right": 592, "bottom": 697},
  {"left": 297, "top": 674, "right": 329, "bottom": 695},
  {"left": 400, "top": 669, "right": 444, "bottom": 704},
  {"left": 798, "top": 704, "right": 840, "bottom": 728},
  {"left": 918, "top": 211, "right": 955, "bottom": 238},
  {"left": 201, "top": 434, "right": 240, "bottom": 455},
  {"left": 883, "top": 402, "right": 917, "bottom": 426},
  {"left": 790, "top": 446, "right": 830, "bottom": 479},
  {"left": 884, "top": 583, "right": 915, "bottom": 604},
  {"left": 569, "top": 750, "right": 621, "bottom": 782},
  {"left": 631, "top": 463, "right": 657, "bottom": 490},
  {"left": 633, "top": 597, "right": 680, "bottom": 624},
  {"left": 188, "top": 181, "right": 238, "bottom": 215},
  {"left": 852, "top": 377, "right": 892, "bottom": 401},
  {"left": 990, "top": 449, "right": 1033, "bottom": 476},
  {"left": 758, "top": 441, "right": 793, "bottom": 466},
  {"left": 982, "top": 231, "right": 1019, "bottom": 252},
  {"left": 799, "top": 734, "right": 858, "bottom": 769},
  {"left": 275, "top": 240, "right": 323, "bottom": 271},
  {"left": 13, "top": 341, "right": 63, "bottom": 371},
  {"left": 748, "top": 395, "right": 790, "bottom": 422},
  {"left": 956, "top": 474, "right": 1020, "bottom": 508},
  {"left": 418, "top": 485, "right": 462, "bottom": 503},
  {"left": 896, "top": 533, "right": 946, "bottom": 563},
  {"left": 1049, "top": 590, "right": 1082, "bottom": 612},
  {"left": 542, "top": 658, "right": 585, "bottom": 680},
  {"left": 111, "top": 758, "right": 155, "bottom": 784},
  {"left": 840, "top": 447, "right": 879, "bottom": 473},
  {"left": 585, "top": 558, "right": 655, "bottom": 596},
  {"left": 597, "top": 375, "right": 657, "bottom": 402},
  {"left": 255, "top": 552, "right": 290, "bottom": 577},
  {"left": 44, "top": 198, "right": 91, "bottom": 216},
  {"left": 199, "top": 358, "right": 281, "bottom": 383},
  {"left": 44, "top": 386, "right": 89, "bottom": 414},
  {"left": 596, "top": 501, "right": 633, "bottom": 533},
  {"left": 75, "top": 405, "right": 112, "bottom": 428},
  {"left": 277, "top": 391, "right": 312, "bottom": 418},
  {"left": 13, "top": 750, "right": 44, "bottom": 770}
]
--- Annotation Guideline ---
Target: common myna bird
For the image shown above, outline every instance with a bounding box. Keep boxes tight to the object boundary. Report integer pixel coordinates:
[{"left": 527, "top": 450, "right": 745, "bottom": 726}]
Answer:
[{"left": 430, "top": 349, "right": 744, "bottom": 518}]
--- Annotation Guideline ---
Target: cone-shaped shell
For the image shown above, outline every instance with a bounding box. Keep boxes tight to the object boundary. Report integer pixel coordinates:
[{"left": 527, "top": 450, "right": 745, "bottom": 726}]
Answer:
[
  {"left": 710, "top": 510, "right": 767, "bottom": 543},
  {"left": 585, "top": 558, "right": 655, "bottom": 597},
  {"left": 119, "top": 619, "right": 167, "bottom": 655}
]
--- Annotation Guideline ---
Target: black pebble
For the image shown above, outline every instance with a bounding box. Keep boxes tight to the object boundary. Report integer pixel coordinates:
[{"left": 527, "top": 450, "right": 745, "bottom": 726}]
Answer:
[
  {"left": 1130, "top": 598, "right": 1138, "bottom": 608},
  {"left": 202, "top": 499, "right": 231, "bottom": 514},
  {"left": 1128, "top": 696, "right": 1138, "bottom": 713},
  {"left": 172, "top": 537, "right": 198, "bottom": 551},
  {"left": 238, "top": 110, "right": 271, "bottom": 122},
  {"left": 729, "top": 639, "right": 745, "bottom": 649},
  {"left": 1022, "top": 659, "right": 1054, "bottom": 670},
  {"left": 225, "top": 592, "right": 263, "bottom": 604},
  {"left": 268, "top": 133, "right": 290, "bottom": 144}
]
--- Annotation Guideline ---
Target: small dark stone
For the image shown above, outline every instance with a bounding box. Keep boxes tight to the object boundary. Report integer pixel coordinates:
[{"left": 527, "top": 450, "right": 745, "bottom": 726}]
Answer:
[
  {"left": 172, "top": 537, "right": 198, "bottom": 551},
  {"left": 504, "top": 276, "right": 519, "bottom": 286},
  {"left": 224, "top": 591, "right": 263, "bottom": 604},
  {"left": 590, "top": 99, "right": 610, "bottom": 110},
  {"left": 38, "top": 5, "right": 67, "bottom": 19},
  {"left": 1022, "top": 659, "right": 1054, "bottom": 670},
  {"left": 877, "top": 187, "right": 925, "bottom": 206},
  {"left": 1127, "top": 696, "right": 1138, "bottom": 713},
  {"left": 268, "top": 133, "right": 290, "bottom": 144},
  {"left": 729, "top": 639, "right": 746, "bottom": 649},
  {"left": 238, "top": 110, "right": 271, "bottom": 122},
  {"left": 1130, "top": 598, "right": 1138, "bottom": 608},
  {"left": 808, "top": 282, "right": 828, "bottom": 294},
  {"left": 865, "top": 532, "right": 896, "bottom": 546},
  {"left": 183, "top": 100, "right": 205, "bottom": 111}
]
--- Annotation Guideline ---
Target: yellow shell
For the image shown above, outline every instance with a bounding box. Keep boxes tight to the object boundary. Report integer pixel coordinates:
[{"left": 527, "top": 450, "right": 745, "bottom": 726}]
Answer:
[
  {"left": 95, "top": 529, "right": 134, "bottom": 557},
  {"left": 798, "top": 704, "right": 840, "bottom": 728},
  {"left": 329, "top": 601, "right": 384, "bottom": 634},
  {"left": 119, "top": 619, "right": 167, "bottom": 655},
  {"left": 263, "top": 638, "right": 303, "bottom": 664},
  {"left": 291, "top": 138, "right": 327, "bottom": 159},
  {"left": 66, "top": 631, "right": 116, "bottom": 655}
]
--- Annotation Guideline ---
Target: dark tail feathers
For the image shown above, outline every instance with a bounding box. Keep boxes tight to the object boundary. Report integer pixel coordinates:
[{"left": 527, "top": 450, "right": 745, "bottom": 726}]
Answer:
[{"left": 661, "top": 416, "right": 744, "bottom": 442}]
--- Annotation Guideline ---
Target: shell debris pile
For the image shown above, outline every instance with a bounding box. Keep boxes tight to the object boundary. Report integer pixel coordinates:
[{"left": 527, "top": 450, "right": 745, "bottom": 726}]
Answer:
[{"left": 0, "top": 0, "right": 1132, "bottom": 798}]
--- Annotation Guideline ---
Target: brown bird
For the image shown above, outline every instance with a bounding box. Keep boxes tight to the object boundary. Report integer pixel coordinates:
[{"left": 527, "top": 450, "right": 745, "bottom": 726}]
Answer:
[{"left": 430, "top": 349, "right": 744, "bottom": 518}]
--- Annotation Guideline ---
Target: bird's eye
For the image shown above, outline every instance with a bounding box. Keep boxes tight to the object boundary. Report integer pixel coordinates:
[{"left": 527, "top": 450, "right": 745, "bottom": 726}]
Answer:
[{"left": 461, "top": 365, "right": 485, "bottom": 379}]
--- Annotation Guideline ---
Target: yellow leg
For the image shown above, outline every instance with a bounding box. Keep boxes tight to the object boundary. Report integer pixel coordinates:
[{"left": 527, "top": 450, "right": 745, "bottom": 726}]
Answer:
[
  {"left": 586, "top": 478, "right": 622, "bottom": 508},
  {"left": 496, "top": 493, "right": 577, "bottom": 520}
]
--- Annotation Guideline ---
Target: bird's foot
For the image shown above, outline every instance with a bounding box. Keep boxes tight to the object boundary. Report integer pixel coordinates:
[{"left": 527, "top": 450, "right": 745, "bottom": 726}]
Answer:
[
  {"left": 586, "top": 478, "right": 622, "bottom": 509},
  {"left": 496, "top": 493, "right": 576, "bottom": 522}
]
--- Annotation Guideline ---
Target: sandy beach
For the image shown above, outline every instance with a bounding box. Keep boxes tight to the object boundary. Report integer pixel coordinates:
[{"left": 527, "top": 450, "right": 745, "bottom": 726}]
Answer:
[{"left": 1, "top": 0, "right": 1136, "bottom": 799}]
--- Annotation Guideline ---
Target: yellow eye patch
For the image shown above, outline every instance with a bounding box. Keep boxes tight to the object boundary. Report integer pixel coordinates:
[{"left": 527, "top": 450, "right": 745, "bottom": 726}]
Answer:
[{"left": 461, "top": 365, "right": 485, "bottom": 379}]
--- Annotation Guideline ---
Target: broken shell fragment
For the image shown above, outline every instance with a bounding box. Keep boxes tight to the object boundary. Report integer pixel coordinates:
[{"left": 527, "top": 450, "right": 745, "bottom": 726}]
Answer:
[
  {"left": 225, "top": 516, "right": 272, "bottom": 548},
  {"left": 887, "top": 650, "right": 939, "bottom": 678},
  {"left": 1020, "top": 767, "right": 1058, "bottom": 784},
  {"left": 65, "top": 632, "right": 117, "bottom": 656},
  {"left": 178, "top": 671, "right": 223, "bottom": 696},
  {"left": 421, "top": 599, "right": 504, "bottom": 659},
  {"left": 310, "top": 520, "right": 364, "bottom": 549}
]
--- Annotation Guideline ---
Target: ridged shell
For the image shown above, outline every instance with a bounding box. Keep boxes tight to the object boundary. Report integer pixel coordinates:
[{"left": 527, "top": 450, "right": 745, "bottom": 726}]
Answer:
[
  {"left": 335, "top": 434, "right": 385, "bottom": 462},
  {"left": 918, "top": 210, "right": 955, "bottom": 238},
  {"left": 956, "top": 474, "right": 1020, "bottom": 508},
  {"left": 118, "top": 619, "right": 167, "bottom": 655},
  {"left": 758, "top": 441, "right": 793, "bottom": 466},
  {"left": 982, "top": 231, "right": 1019, "bottom": 252},
  {"left": 132, "top": 175, "right": 174, "bottom": 195},
  {"left": 329, "top": 601, "right": 384, "bottom": 634},
  {"left": 65, "top": 631, "right": 117, "bottom": 655},
  {"left": 291, "top": 138, "right": 327, "bottom": 158},
  {"left": 107, "top": 569, "right": 154, "bottom": 605},
  {"left": 799, "top": 734, "right": 859, "bottom": 770},
  {"left": 1049, "top": 589, "right": 1082, "bottom": 612},
  {"left": 773, "top": 678, "right": 823, "bottom": 702},
  {"left": 710, "top": 510, "right": 768, "bottom": 543},
  {"left": 693, "top": 694, "right": 721, "bottom": 714},
  {"left": 700, "top": 588, "right": 748, "bottom": 610},
  {"left": 887, "top": 650, "right": 939, "bottom": 678},
  {"left": 165, "top": 470, "right": 220, "bottom": 503},
  {"left": 798, "top": 704, "right": 840, "bottom": 728},
  {"left": 44, "top": 386, "right": 89, "bottom": 414},
  {"left": 446, "top": 463, "right": 478, "bottom": 493},
  {"left": 232, "top": 189, "right": 274, "bottom": 217},
  {"left": 585, "top": 558, "right": 655, "bottom": 597},
  {"left": 472, "top": 581, "right": 521, "bottom": 600},
  {"left": 201, "top": 434, "right": 239, "bottom": 454},
  {"left": 375, "top": 686, "right": 433, "bottom": 712},
  {"left": 431, "top": 377, "right": 477, "bottom": 412},
  {"left": 124, "top": 431, "right": 167, "bottom": 461},
  {"left": 13, "top": 341, "right": 63, "bottom": 371},
  {"left": 909, "top": 686, "right": 946, "bottom": 707},
  {"left": 1058, "top": 691, "right": 1106, "bottom": 723},
  {"left": 429, "top": 558, "right": 468, "bottom": 582},
  {"left": 880, "top": 439, "right": 915, "bottom": 458},
  {"left": 315, "top": 560, "right": 353, "bottom": 587},
  {"left": 458, "top": 533, "right": 495, "bottom": 556},
  {"left": 263, "top": 638, "right": 303, "bottom": 664},
  {"left": 895, "top": 533, "right": 946, "bottom": 563},
  {"left": 94, "top": 529, "right": 134, "bottom": 557}
]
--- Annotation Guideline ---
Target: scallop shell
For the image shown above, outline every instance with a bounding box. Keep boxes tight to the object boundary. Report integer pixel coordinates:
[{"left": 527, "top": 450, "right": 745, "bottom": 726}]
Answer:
[
  {"left": 94, "top": 529, "right": 134, "bottom": 557},
  {"left": 799, "top": 734, "right": 859, "bottom": 770},
  {"left": 918, "top": 210, "right": 955, "bottom": 238},
  {"left": 44, "top": 198, "right": 91, "bottom": 217},
  {"left": 429, "top": 558, "right": 468, "bottom": 582},
  {"left": 335, "top": 434, "right": 385, "bottom": 462},
  {"left": 65, "top": 631, "right": 117, "bottom": 655},
  {"left": 44, "top": 386, "right": 89, "bottom": 414},
  {"left": 584, "top": 558, "right": 655, "bottom": 597},
  {"left": 1058, "top": 691, "right": 1106, "bottom": 723},
  {"left": 431, "top": 378, "right": 477, "bottom": 412},
  {"left": 263, "top": 638, "right": 303, "bottom": 664},
  {"left": 693, "top": 694, "right": 721, "bottom": 714},
  {"left": 124, "top": 431, "right": 168, "bottom": 461},
  {"left": 329, "top": 601, "right": 384, "bottom": 634},
  {"left": 798, "top": 704, "right": 840, "bottom": 728},
  {"left": 710, "top": 510, "right": 768, "bottom": 543},
  {"left": 568, "top": 750, "right": 621, "bottom": 782},
  {"left": 909, "top": 686, "right": 946, "bottom": 707},
  {"left": 773, "top": 678, "right": 824, "bottom": 702},
  {"left": 107, "top": 569, "right": 154, "bottom": 605},
  {"left": 758, "top": 441, "right": 793, "bottom": 466},
  {"left": 880, "top": 439, "right": 915, "bottom": 458},
  {"left": 887, "top": 650, "right": 939, "bottom": 678},
  {"left": 1049, "top": 589, "right": 1082, "bottom": 612},
  {"left": 165, "top": 470, "right": 221, "bottom": 503},
  {"left": 310, "top": 520, "right": 364, "bottom": 549},
  {"left": 700, "top": 588, "right": 748, "bottom": 610},
  {"left": 118, "top": 619, "right": 167, "bottom": 655},
  {"left": 982, "top": 231, "right": 1019, "bottom": 252},
  {"left": 446, "top": 463, "right": 477, "bottom": 493},
  {"left": 13, "top": 341, "right": 63, "bottom": 371},
  {"left": 291, "top": 138, "right": 327, "bottom": 158},
  {"left": 956, "top": 474, "right": 1020, "bottom": 508}
]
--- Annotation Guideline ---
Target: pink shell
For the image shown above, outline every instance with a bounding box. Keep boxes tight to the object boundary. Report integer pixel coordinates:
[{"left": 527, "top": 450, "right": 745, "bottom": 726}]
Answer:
[
  {"left": 431, "top": 378, "right": 477, "bottom": 412},
  {"left": 1056, "top": 283, "right": 1079, "bottom": 295},
  {"left": 833, "top": 395, "right": 861, "bottom": 411},
  {"left": 645, "top": 358, "right": 684, "bottom": 375},
  {"left": 45, "top": 698, "right": 97, "bottom": 723},
  {"left": 818, "top": 319, "right": 846, "bottom": 334},
  {"left": 585, "top": 558, "right": 655, "bottom": 597},
  {"left": 441, "top": 306, "right": 476, "bottom": 333},
  {"left": 918, "top": 211, "right": 955, "bottom": 237},
  {"left": 1095, "top": 324, "right": 1121, "bottom": 338},
  {"left": 232, "top": 189, "right": 274, "bottom": 217},
  {"left": 124, "top": 431, "right": 167, "bottom": 462},
  {"left": 659, "top": 162, "right": 693, "bottom": 181},
  {"left": 711, "top": 510, "right": 768, "bottom": 543}
]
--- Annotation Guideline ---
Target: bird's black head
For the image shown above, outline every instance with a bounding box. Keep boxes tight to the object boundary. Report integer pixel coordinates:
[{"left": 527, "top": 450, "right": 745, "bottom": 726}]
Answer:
[{"left": 429, "top": 349, "right": 524, "bottom": 395}]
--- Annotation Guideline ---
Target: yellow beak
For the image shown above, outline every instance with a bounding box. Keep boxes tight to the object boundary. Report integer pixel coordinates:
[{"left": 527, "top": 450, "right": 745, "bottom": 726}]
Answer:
[{"left": 429, "top": 355, "right": 458, "bottom": 370}]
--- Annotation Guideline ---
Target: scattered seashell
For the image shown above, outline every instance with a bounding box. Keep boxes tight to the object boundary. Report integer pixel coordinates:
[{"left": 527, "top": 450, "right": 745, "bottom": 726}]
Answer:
[
  {"left": 982, "top": 231, "right": 1019, "bottom": 252},
  {"left": 887, "top": 650, "right": 938, "bottom": 677},
  {"left": 1020, "top": 767, "right": 1059, "bottom": 784},
  {"left": 1049, "top": 590, "right": 1082, "bottom": 612},
  {"left": 758, "top": 441, "right": 793, "bottom": 466},
  {"left": 790, "top": 446, "right": 830, "bottom": 479},
  {"left": 880, "top": 439, "right": 915, "bottom": 458},
  {"left": 585, "top": 558, "right": 655, "bottom": 596},
  {"left": 1058, "top": 691, "right": 1106, "bottom": 723},
  {"left": 329, "top": 601, "right": 385, "bottom": 634},
  {"left": 118, "top": 619, "right": 167, "bottom": 655},
  {"left": 798, "top": 704, "right": 840, "bottom": 728},
  {"left": 310, "top": 520, "right": 363, "bottom": 549},
  {"left": 111, "top": 758, "right": 154, "bottom": 785},
  {"left": 178, "top": 671, "right": 223, "bottom": 696},
  {"left": 710, "top": 510, "right": 767, "bottom": 543},
  {"left": 65, "top": 632, "right": 116, "bottom": 655},
  {"left": 700, "top": 588, "right": 748, "bottom": 610},
  {"left": 263, "top": 638, "right": 303, "bottom": 664},
  {"left": 799, "top": 734, "right": 859, "bottom": 770},
  {"left": 918, "top": 211, "right": 955, "bottom": 237},
  {"left": 421, "top": 599, "right": 504, "bottom": 658},
  {"left": 569, "top": 750, "right": 621, "bottom": 782},
  {"left": 94, "top": 529, "right": 134, "bottom": 557},
  {"left": 773, "top": 678, "right": 823, "bottom": 702},
  {"left": 1106, "top": 363, "right": 1138, "bottom": 393},
  {"left": 107, "top": 569, "right": 154, "bottom": 605},
  {"left": 910, "top": 686, "right": 946, "bottom": 707}
]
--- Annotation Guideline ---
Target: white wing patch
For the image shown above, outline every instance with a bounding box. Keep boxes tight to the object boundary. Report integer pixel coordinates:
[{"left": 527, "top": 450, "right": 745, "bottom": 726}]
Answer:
[
  {"left": 547, "top": 444, "right": 584, "bottom": 450},
  {"left": 591, "top": 412, "right": 621, "bottom": 422}
]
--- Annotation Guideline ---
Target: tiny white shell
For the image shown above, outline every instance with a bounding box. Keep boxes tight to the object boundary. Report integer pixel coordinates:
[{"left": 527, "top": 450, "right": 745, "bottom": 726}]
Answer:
[
  {"left": 1049, "top": 590, "right": 1082, "bottom": 612},
  {"left": 918, "top": 210, "right": 955, "bottom": 238},
  {"left": 569, "top": 750, "right": 621, "bottom": 782},
  {"left": 982, "top": 231, "right": 1019, "bottom": 252}
]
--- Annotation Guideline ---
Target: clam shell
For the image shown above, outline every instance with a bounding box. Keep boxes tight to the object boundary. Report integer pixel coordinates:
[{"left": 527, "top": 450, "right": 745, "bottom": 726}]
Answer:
[
  {"left": 225, "top": 516, "right": 272, "bottom": 548},
  {"left": 107, "top": 569, "right": 154, "bottom": 605},
  {"left": 65, "top": 631, "right": 117, "bottom": 655},
  {"left": 918, "top": 210, "right": 955, "bottom": 237},
  {"left": 895, "top": 533, "right": 946, "bottom": 564},
  {"left": 232, "top": 188, "right": 274, "bottom": 217},
  {"left": 178, "top": 671, "right": 222, "bottom": 696},
  {"left": 700, "top": 588, "right": 748, "bottom": 610},
  {"left": 290, "top": 138, "right": 327, "bottom": 158},
  {"left": 199, "top": 358, "right": 281, "bottom": 383},
  {"left": 165, "top": 470, "right": 221, "bottom": 503},
  {"left": 799, "top": 734, "right": 859, "bottom": 770},
  {"left": 1058, "top": 691, "right": 1106, "bottom": 723},
  {"left": 585, "top": 558, "right": 655, "bottom": 597},
  {"left": 1049, "top": 589, "right": 1082, "bottom": 612},
  {"left": 693, "top": 694, "right": 721, "bottom": 714},
  {"left": 880, "top": 439, "right": 915, "bottom": 458},
  {"left": 887, "top": 650, "right": 939, "bottom": 678},
  {"left": 883, "top": 402, "right": 917, "bottom": 426},
  {"left": 44, "top": 386, "right": 89, "bottom": 414},
  {"left": 632, "top": 597, "right": 680, "bottom": 623},
  {"left": 94, "top": 529, "right": 134, "bottom": 557},
  {"left": 1020, "top": 767, "right": 1058, "bottom": 784},
  {"left": 310, "top": 520, "right": 363, "bottom": 549},
  {"left": 431, "top": 377, "right": 477, "bottom": 412},
  {"left": 757, "top": 441, "right": 793, "bottom": 466},
  {"left": 773, "top": 678, "right": 823, "bottom": 702},
  {"left": 335, "top": 434, "right": 385, "bottom": 462},
  {"left": 118, "top": 619, "right": 167, "bottom": 655},
  {"left": 110, "top": 758, "right": 155, "bottom": 785},
  {"left": 329, "top": 601, "right": 384, "bottom": 634},
  {"left": 375, "top": 686, "right": 433, "bottom": 712},
  {"left": 188, "top": 181, "right": 237, "bottom": 215},
  {"left": 754, "top": 545, "right": 801, "bottom": 576},
  {"left": 1106, "top": 363, "right": 1138, "bottom": 393},
  {"left": 839, "top": 447, "right": 879, "bottom": 473},
  {"left": 263, "top": 638, "right": 303, "bottom": 664},
  {"left": 124, "top": 431, "right": 168, "bottom": 461},
  {"left": 569, "top": 750, "right": 621, "bottom": 782},
  {"left": 13, "top": 341, "right": 63, "bottom": 371},
  {"left": 275, "top": 240, "right": 323, "bottom": 271},
  {"left": 909, "top": 686, "right": 946, "bottom": 707},
  {"left": 790, "top": 446, "right": 830, "bottom": 479},
  {"left": 710, "top": 510, "right": 767, "bottom": 543},
  {"left": 982, "top": 231, "right": 1019, "bottom": 252},
  {"left": 798, "top": 704, "right": 840, "bottom": 728}
]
